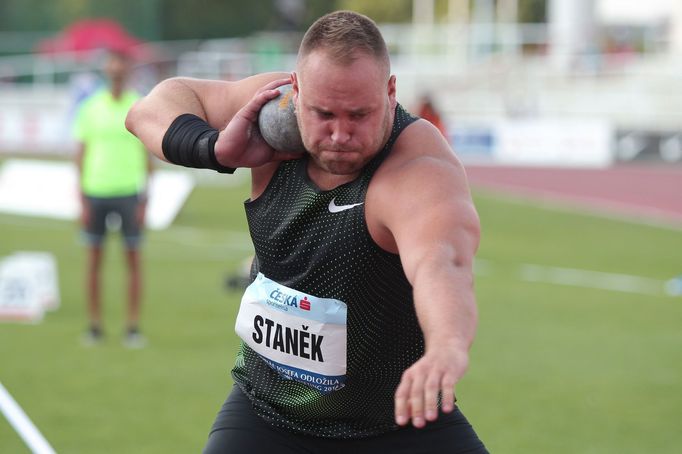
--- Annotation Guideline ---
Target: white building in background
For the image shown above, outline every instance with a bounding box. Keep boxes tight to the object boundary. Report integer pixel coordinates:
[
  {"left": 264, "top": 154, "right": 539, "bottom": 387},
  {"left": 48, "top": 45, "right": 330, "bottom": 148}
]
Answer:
[
  {"left": 409, "top": 0, "right": 682, "bottom": 61},
  {"left": 598, "top": 0, "right": 682, "bottom": 53},
  {"left": 548, "top": 0, "right": 597, "bottom": 72},
  {"left": 1, "top": 0, "right": 681, "bottom": 165},
  {"left": 400, "top": 0, "right": 682, "bottom": 166}
]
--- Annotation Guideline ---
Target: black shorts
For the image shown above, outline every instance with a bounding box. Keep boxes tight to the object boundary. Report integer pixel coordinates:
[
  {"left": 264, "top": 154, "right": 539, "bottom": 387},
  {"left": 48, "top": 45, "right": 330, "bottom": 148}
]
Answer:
[
  {"left": 82, "top": 194, "right": 143, "bottom": 248},
  {"left": 202, "top": 386, "right": 489, "bottom": 454}
]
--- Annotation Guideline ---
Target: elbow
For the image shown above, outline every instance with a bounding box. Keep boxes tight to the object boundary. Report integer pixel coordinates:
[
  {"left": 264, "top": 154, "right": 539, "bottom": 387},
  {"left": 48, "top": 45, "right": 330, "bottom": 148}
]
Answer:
[
  {"left": 125, "top": 77, "right": 181, "bottom": 135},
  {"left": 125, "top": 100, "right": 142, "bottom": 136}
]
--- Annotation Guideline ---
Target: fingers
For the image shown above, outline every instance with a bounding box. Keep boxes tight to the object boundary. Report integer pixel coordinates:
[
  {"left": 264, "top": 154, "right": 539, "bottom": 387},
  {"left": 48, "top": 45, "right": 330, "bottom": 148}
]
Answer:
[
  {"left": 213, "top": 76, "right": 300, "bottom": 169},
  {"left": 394, "top": 375, "right": 411, "bottom": 427},
  {"left": 395, "top": 370, "right": 429, "bottom": 428},
  {"left": 237, "top": 78, "right": 292, "bottom": 123},
  {"left": 237, "top": 90, "right": 280, "bottom": 123},
  {"left": 395, "top": 366, "right": 457, "bottom": 428},
  {"left": 423, "top": 374, "right": 440, "bottom": 422},
  {"left": 440, "top": 374, "right": 456, "bottom": 413},
  {"left": 260, "top": 77, "right": 293, "bottom": 91},
  {"left": 409, "top": 373, "right": 427, "bottom": 428}
]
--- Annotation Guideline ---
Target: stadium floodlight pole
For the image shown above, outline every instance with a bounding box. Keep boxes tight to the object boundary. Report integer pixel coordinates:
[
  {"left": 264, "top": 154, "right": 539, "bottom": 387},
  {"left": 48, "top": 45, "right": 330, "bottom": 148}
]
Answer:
[{"left": 0, "top": 382, "right": 56, "bottom": 454}]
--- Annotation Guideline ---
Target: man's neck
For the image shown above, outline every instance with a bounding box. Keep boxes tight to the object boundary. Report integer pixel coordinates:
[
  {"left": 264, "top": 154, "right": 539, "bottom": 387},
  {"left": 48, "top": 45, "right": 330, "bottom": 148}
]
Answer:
[
  {"left": 110, "top": 82, "right": 124, "bottom": 100},
  {"left": 306, "top": 162, "right": 360, "bottom": 191}
]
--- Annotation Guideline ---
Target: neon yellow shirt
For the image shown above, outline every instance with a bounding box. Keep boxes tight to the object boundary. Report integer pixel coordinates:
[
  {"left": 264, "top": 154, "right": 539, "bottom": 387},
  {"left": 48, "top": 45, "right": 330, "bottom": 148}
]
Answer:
[{"left": 74, "top": 89, "right": 147, "bottom": 197}]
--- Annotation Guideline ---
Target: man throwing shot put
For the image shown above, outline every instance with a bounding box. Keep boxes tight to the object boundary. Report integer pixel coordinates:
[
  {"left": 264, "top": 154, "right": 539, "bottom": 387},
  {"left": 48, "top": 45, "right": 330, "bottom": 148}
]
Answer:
[{"left": 126, "top": 10, "right": 488, "bottom": 453}]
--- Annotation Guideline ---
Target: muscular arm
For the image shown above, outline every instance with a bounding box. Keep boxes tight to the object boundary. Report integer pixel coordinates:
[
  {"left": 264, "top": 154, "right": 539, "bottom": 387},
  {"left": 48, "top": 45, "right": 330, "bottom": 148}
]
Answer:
[
  {"left": 125, "top": 77, "right": 216, "bottom": 158},
  {"left": 125, "top": 72, "right": 297, "bottom": 190},
  {"left": 370, "top": 121, "right": 481, "bottom": 428}
]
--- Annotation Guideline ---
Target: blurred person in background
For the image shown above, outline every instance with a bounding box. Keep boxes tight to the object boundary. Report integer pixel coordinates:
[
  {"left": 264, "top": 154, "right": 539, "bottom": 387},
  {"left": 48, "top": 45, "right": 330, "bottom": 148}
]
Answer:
[
  {"left": 74, "top": 49, "right": 152, "bottom": 348},
  {"left": 416, "top": 93, "right": 448, "bottom": 138},
  {"left": 127, "top": 10, "right": 486, "bottom": 453}
]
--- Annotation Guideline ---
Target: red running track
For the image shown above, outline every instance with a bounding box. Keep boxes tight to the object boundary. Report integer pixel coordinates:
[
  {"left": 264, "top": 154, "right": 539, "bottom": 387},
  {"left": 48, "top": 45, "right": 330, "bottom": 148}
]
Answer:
[{"left": 464, "top": 164, "right": 682, "bottom": 227}]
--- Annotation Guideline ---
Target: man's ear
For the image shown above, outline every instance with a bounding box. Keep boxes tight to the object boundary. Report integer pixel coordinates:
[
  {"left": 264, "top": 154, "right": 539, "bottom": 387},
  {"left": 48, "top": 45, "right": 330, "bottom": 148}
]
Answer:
[
  {"left": 291, "top": 72, "right": 299, "bottom": 104},
  {"left": 388, "top": 75, "right": 397, "bottom": 110}
]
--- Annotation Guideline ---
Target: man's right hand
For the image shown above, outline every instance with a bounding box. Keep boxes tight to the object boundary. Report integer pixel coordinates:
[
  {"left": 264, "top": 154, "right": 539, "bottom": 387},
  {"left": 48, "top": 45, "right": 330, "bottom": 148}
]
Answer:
[{"left": 214, "top": 78, "right": 304, "bottom": 169}]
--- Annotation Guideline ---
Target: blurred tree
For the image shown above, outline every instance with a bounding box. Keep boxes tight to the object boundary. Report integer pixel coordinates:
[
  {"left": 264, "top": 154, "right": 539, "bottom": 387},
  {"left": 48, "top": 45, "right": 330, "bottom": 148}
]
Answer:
[
  {"left": 337, "top": 0, "right": 412, "bottom": 23},
  {"left": 89, "top": 0, "right": 162, "bottom": 40},
  {"left": 158, "top": 0, "right": 338, "bottom": 39},
  {"left": 0, "top": 0, "right": 161, "bottom": 44},
  {"left": 161, "top": 0, "right": 273, "bottom": 39},
  {"left": 3, "top": 0, "right": 490, "bottom": 51},
  {"left": 518, "top": 0, "right": 546, "bottom": 23},
  {"left": 299, "top": 0, "right": 339, "bottom": 29},
  {"left": 337, "top": 0, "right": 458, "bottom": 23}
]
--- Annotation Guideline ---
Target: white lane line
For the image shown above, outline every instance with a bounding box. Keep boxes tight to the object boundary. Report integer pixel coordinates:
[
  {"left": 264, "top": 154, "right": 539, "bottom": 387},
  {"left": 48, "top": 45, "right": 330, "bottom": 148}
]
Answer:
[
  {"left": 149, "top": 227, "right": 254, "bottom": 259},
  {"left": 0, "top": 382, "right": 56, "bottom": 454},
  {"left": 519, "top": 263, "right": 666, "bottom": 296},
  {"left": 475, "top": 259, "right": 674, "bottom": 297}
]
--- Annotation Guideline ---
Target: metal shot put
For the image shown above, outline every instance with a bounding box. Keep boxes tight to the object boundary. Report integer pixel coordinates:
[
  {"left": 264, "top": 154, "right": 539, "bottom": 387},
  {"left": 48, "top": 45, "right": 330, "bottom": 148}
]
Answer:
[{"left": 257, "top": 83, "right": 305, "bottom": 153}]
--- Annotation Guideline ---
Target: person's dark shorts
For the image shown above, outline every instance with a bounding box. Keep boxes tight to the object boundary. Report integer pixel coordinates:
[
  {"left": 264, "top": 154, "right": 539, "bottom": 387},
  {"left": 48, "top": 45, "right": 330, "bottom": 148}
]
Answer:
[
  {"left": 202, "top": 386, "right": 489, "bottom": 454},
  {"left": 82, "top": 194, "right": 143, "bottom": 249}
]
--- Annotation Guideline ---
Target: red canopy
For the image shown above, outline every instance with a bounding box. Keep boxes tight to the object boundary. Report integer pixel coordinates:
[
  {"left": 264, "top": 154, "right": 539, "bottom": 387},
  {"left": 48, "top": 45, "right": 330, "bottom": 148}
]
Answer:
[{"left": 37, "top": 19, "right": 145, "bottom": 59}]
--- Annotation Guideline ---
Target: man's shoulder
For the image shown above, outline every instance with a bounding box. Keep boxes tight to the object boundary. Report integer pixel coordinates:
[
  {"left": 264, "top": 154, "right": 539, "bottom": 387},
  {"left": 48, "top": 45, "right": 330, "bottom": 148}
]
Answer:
[
  {"left": 366, "top": 119, "right": 469, "bottom": 252},
  {"left": 386, "top": 119, "right": 457, "bottom": 170},
  {"left": 371, "top": 119, "right": 465, "bottom": 196}
]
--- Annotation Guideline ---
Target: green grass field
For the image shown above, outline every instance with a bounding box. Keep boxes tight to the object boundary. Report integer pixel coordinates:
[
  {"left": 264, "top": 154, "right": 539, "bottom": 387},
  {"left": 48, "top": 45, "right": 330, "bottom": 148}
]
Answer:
[{"left": 1, "top": 172, "right": 681, "bottom": 453}]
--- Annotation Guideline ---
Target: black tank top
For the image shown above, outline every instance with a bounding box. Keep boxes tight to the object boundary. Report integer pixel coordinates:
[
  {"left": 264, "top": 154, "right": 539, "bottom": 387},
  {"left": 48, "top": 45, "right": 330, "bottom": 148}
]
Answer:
[{"left": 233, "top": 105, "right": 420, "bottom": 438}]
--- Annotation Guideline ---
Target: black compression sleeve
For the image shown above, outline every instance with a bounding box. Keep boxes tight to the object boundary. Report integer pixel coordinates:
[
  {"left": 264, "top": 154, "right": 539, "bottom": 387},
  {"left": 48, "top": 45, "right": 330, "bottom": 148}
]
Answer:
[{"left": 161, "top": 113, "right": 235, "bottom": 173}]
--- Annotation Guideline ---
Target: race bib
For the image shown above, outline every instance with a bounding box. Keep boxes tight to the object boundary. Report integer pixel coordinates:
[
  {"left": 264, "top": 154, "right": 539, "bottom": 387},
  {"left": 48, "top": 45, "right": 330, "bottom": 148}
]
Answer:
[{"left": 235, "top": 273, "right": 348, "bottom": 394}]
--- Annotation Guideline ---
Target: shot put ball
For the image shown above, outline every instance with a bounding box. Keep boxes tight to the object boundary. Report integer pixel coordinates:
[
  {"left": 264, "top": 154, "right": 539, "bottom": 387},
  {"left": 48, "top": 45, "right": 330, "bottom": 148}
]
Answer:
[{"left": 258, "top": 84, "right": 305, "bottom": 153}]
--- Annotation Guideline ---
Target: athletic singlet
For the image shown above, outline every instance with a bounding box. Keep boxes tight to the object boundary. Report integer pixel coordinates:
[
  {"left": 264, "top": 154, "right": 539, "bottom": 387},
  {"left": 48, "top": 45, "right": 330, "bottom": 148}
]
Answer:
[{"left": 233, "top": 105, "right": 420, "bottom": 438}]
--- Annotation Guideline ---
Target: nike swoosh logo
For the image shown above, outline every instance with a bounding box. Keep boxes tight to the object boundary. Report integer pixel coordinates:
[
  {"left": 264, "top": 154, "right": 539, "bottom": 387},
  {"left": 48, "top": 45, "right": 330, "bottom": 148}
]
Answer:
[{"left": 328, "top": 197, "right": 364, "bottom": 213}]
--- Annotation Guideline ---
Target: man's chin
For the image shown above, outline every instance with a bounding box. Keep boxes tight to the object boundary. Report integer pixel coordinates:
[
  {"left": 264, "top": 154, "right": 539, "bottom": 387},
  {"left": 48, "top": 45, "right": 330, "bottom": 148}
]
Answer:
[{"left": 318, "top": 159, "right": 363, "bottom": 176}]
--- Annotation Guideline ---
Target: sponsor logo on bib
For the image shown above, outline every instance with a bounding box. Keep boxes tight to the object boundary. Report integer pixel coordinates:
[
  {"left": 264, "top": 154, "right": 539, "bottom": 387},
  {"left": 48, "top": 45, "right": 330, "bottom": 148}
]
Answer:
[{"left": 235, "top": 273, "right": 347, "bottom": 394}]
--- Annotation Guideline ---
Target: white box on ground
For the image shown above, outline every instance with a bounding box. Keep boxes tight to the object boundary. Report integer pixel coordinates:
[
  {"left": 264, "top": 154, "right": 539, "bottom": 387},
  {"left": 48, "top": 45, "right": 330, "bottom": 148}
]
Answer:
[{"left": 0, "top": 252, "right": 60, "bottom": 323}]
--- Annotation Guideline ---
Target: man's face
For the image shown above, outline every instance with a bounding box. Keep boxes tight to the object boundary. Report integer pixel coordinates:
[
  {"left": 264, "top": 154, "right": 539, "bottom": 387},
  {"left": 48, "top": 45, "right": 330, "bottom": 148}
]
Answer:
[
  {"left": 292, "top": 50, "right": 397, "bottom": 176},
  {"left": 104, "top": 53, "right": 130, "bottom": 85}
]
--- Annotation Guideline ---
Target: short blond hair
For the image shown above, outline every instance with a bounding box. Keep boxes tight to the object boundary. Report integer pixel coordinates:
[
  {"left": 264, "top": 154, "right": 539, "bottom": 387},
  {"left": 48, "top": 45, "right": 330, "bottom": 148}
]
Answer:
[{"left": 298, "top": 10, "right": 390, "bottom": 74}]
